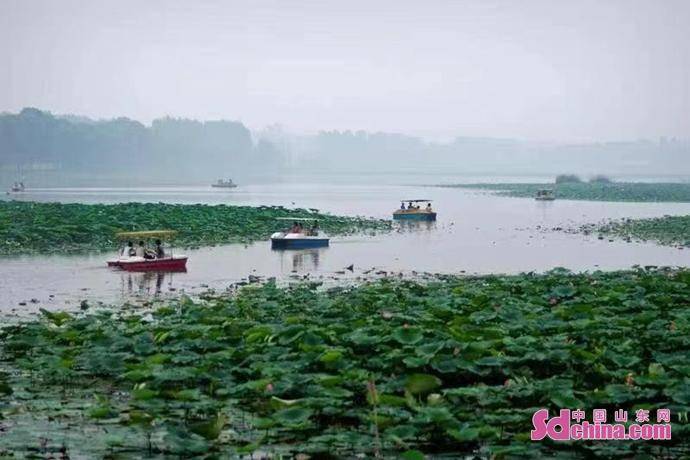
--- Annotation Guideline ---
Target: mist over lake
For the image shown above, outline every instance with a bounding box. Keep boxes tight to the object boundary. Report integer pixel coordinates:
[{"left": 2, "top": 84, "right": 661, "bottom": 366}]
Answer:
[{"left": 1, "top": 1, "right": 689, "bottom": 458}]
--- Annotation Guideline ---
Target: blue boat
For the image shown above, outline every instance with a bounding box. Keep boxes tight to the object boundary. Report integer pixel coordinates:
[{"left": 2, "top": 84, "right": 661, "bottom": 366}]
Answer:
[
  {"left": 271, "top": 233, "right": 329, "bottom": 249},
  {"left": 270, "top": 218, "right": 329, "bottom": 249},
  {"left": 393, "top": 199, "right": 437, "bottom": 221}
]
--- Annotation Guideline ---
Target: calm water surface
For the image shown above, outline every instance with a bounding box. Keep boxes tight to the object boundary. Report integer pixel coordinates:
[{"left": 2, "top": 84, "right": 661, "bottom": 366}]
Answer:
[{"left": 2, "top": 181, "right": 689, "bottom": 314}]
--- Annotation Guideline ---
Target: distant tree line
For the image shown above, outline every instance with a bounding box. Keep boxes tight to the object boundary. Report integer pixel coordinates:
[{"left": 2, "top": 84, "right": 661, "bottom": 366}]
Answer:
[
  {"left": 554, "top": 174, "right": 613, "bottom": 184},
  {"left": 1, "top": 108, "right": 689, "bottom": 181},
  {"left": 294, "top": 131, "right": 690, "bottom": 177},
  {"left": 0, "top": 108, "right": 285, "bottom": 180}
]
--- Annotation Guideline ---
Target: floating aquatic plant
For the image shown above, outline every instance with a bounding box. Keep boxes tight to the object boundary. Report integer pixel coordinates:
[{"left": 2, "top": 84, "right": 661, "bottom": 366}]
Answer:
[
  {"left": 443, "top": 182, "right": 690, "bottom": 203},
  {"left": 0, "top": 201, "right": 391, "bottom": 255},
  {"left": 0, "top": 268, "right": 689, "bottom": 457},
  {"left": 592, "top": 215, "right": 690, "bottom": 248}
]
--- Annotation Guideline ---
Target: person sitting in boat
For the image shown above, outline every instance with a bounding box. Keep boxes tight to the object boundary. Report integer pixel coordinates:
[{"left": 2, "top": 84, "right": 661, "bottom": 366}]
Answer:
[
  {"left": 155, "top": 239, "right": 165, "bottom": 258},
  {"left": 426, "top": 202, "right": 432, "bottom": 212},
  {"left": 121, "top": 241, "right": 135, "bottom": 257},
  {"left": 400, "top": 202, "right": 405, "bottom": 210},
  {"left": 135, "top": 241, "right": 146, "bottom": 258},
  {"left": 290, "top": 221, "right": 300, "bottom": 233},
  {"left": 407, "top": 201, "right": 413, "bottom": 210},
  {"left": 309, "top": 220, "right": 319, "bottom": 236}
]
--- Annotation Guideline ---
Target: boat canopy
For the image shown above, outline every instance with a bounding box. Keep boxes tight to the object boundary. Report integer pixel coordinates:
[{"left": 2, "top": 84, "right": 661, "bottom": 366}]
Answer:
[
  {"left": 401, "top": 199, "right": 433, "bottom": 202},
  {"left": 115, "top": 230, "right": 178, "bottom": 240}
]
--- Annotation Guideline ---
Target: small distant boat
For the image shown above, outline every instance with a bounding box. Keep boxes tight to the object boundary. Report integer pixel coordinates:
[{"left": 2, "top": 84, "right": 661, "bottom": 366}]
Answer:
[
  {"left": 211, "top": 178, "right": 237, "bottom": 188},
  {"left": 271, "top": 218, "right": 329, "bottom": 249},
  {"left": 8, "top": 182, "right": 25, "bottom": 193},
  {"left": 107, "top": 230, "right": 188, "bottom": 272},
  {"left": 393, "top": 199, "right": 437, "bottom": 221},
  {"left": 535, "top": 189, "right": 556, "bottom": 201}
]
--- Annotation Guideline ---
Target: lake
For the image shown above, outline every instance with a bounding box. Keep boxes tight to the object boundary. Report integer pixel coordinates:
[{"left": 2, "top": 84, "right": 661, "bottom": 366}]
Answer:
[{"left": 2, "top": 180, "right": 689, "bottom": 314}]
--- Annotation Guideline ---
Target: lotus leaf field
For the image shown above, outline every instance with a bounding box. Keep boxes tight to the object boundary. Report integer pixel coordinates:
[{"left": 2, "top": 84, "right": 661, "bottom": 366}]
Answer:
[
  {"left": 1, "top": 268, "right": 689, "bottom": 457},
  {"left": 0, "top": 201, "right": 391, "bottom": 255},
  {"left": 584, "top": 215, "right": 690, "bottom": 248},
  {"left": 444, "top": 182, "right": 690, "bottom": 203}
]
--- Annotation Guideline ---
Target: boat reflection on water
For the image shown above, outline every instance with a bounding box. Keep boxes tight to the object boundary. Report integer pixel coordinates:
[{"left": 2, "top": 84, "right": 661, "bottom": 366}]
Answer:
[
  {"left": 536, "top": 199, "right": 555, "bottom": 223},
  {"left": 121, "top": 270, "right": 184, "bottom": 296},
  {"left": 394, "top": 220, "right": 437, "bottom": 233},
  {"left": 275, "top": 248, "right": 324, "bottom": 273}
]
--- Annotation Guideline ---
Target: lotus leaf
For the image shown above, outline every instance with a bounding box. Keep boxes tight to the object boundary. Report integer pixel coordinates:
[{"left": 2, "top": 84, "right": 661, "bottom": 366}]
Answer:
[{"left": 1, "top": 269, "right": 689, "bottom": 457}]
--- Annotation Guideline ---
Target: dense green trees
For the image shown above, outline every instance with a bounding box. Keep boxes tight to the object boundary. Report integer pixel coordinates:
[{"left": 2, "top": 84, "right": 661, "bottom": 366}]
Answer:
[{"left": 0, "top": 108, "right": 283, "bottom": 180}]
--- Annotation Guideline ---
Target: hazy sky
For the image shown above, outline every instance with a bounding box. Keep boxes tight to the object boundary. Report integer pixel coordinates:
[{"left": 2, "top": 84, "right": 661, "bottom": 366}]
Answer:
[{"left": 1, "top": 0, "right": 689, "bottom": 141}]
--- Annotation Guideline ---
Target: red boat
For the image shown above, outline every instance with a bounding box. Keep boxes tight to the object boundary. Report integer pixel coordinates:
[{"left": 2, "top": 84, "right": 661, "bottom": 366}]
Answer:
[
  {"left": 107, "top": 230, "right": 188, "bottom": 272},
  {"left": 108, "top": 255, "right": 188, "bottom": 272}
]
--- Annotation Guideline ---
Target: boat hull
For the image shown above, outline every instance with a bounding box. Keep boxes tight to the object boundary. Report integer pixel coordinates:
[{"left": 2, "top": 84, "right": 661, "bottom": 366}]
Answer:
[
  {"left": 393, "top": 212, "right": 437, "bottom": 221},
  {"left": 107, "top": 257, "right": 188, "bottom": 272},
  {"left": 271, "top": 238, "right": 329, "bottom": 249}
]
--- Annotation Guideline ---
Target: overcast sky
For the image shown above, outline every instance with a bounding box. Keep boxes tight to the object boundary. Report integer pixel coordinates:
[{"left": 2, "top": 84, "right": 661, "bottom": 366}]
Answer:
[{"left": 1, "top": 0, "right": 688, "bottom": 141}]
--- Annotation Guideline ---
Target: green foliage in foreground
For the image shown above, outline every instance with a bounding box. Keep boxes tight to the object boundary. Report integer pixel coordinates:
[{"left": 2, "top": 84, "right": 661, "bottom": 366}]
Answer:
[
  {"left": 0, "top": 201, "right": 391, "bottom": 255},
  {"left": 590, "top": 215, "right": 690, "bottom": 248},
  {"left": 444, "top": 182, "right": 690, "bottom": 202},
  {"left": 1, "top": 269, "right": 689, "bottom": 457}
]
